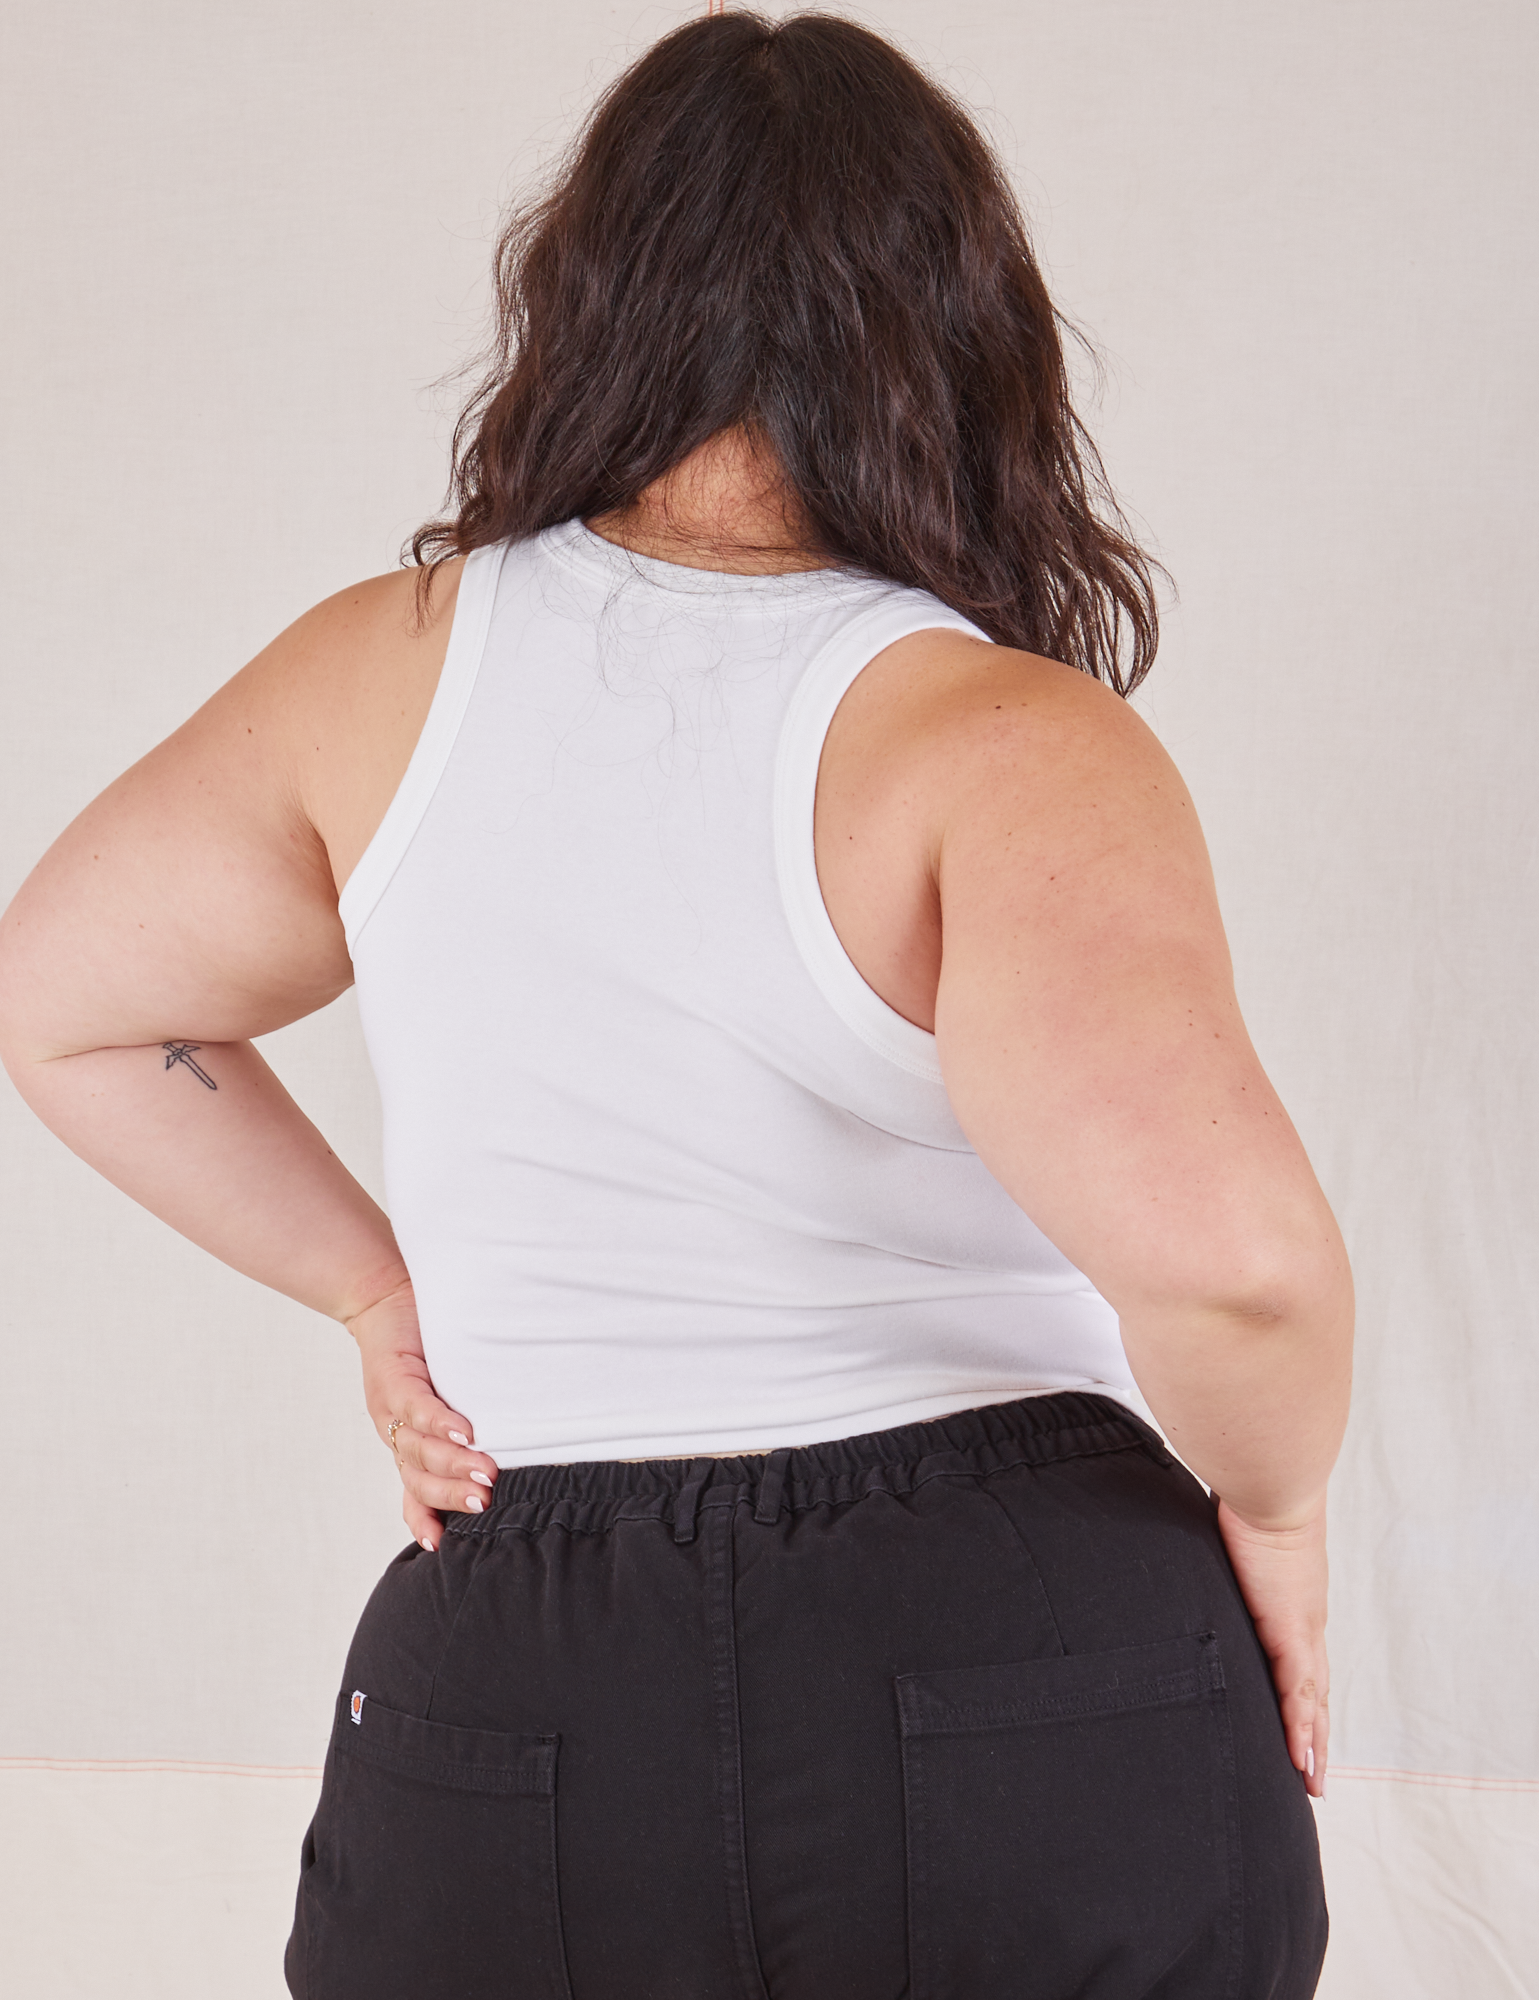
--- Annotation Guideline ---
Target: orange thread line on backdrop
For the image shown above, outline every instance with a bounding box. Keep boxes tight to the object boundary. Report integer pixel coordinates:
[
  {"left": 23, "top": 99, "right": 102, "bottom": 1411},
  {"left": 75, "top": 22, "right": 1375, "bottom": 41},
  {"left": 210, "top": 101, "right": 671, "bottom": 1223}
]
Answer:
[
  {"left": 3, "top": 1755, "right": 1539, "bottom": 1792},
  {"left": 1327, "top": 1766, "right": 1539, "bottom": 1795}
]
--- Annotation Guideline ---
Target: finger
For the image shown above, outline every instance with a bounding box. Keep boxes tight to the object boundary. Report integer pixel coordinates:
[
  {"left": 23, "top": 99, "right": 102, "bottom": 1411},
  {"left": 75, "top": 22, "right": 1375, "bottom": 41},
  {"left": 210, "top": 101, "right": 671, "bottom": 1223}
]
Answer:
[
  {"left": 404, "top": 1427, "right": 499, "bottom": 1487},
  {"left": 403, "top": 1490, "right": 442, "bottom": 1553},
  {"left": 402, "top": 1391, "right": 478, "bottom": 1451},
  {"left": 372, "top": 1383, "right": 461, "bottom": 1451},
  {"left": 1277, "top": 1661, "right": 1324, "bottom": 1793},
  {"left": 388, "top": 1412, "right": 496, "bottom": 1481},
  {"left": 400, "top": 1459, "right": 498, "bottom": 1519},
  {"left": 374, "top": 1388, "right": 446, "bottom": 1451},
  {"left": 389, "top": 1422, "right": 499, "bottom": 1495},
  {"left": 1309, "top": 1694, "right": 1330, "bottom": 1800},
  {"left": 381, "top": 1392, "right": 496, "bottom": 1480},
  {"left": 400, "top": 1389, "right": 473, "bottom": 1444}
]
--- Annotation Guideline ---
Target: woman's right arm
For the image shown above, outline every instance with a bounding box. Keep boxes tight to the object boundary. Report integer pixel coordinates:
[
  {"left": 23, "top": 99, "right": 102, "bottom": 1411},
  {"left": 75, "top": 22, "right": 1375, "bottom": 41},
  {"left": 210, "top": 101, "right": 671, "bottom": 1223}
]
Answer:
[
  {"left": 0, "top": 570, "right": 500, "bottom": 1546},
  {"left": 843, "top": 635, "right": 1353, "bottom": 1794}
]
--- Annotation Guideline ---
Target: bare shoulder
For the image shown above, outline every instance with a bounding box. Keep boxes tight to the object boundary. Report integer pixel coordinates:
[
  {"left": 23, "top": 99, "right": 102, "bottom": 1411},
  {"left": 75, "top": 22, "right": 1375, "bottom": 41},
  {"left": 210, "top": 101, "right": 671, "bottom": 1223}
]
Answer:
[
  {"left": 231, "top": 560, "right": 464, "bottom": 732},
  {"left": 888, "top": 625, "right": 1167, "bottom": 754},
  {"left": 889, "top": 633, "right": 1225, "bottom": 1013},
  {"left": 840, "top": 626, "right": 1200, "bottom": 861},
  {"left": 210, "top": 559, "right": 466, "bottom": 892},
  {"left": 817, "top": 628, "right": 1207, "bottom": 1035}
]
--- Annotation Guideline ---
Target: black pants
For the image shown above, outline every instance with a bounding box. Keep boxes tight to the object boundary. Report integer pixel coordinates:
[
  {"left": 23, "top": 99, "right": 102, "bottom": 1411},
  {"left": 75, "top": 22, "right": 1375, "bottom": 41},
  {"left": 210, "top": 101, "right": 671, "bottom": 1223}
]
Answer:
[{"left": 285, "top": 1393, "right": 1326, "bottom": 1999}]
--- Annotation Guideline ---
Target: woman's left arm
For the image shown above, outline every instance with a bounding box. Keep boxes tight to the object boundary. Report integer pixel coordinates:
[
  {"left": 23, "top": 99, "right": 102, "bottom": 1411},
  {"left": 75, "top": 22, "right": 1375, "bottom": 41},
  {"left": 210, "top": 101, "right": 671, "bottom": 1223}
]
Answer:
[{"left": 0, "top": 579, "right": 496, "bottom": 1543}]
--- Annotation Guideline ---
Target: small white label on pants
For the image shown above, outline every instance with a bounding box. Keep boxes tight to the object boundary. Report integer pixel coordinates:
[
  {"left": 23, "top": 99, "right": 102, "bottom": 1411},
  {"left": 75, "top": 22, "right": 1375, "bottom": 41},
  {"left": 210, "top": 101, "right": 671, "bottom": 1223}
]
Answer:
[{"left": 349, "top": 1690, "right": 366, "bottom": 1725}]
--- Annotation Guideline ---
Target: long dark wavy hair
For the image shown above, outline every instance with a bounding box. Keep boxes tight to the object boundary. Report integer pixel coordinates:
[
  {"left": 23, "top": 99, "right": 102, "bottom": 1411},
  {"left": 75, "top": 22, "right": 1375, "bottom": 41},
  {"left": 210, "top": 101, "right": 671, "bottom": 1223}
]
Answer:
[{"left": 412, "top": 10, "right": 1162, "bottom": 693}]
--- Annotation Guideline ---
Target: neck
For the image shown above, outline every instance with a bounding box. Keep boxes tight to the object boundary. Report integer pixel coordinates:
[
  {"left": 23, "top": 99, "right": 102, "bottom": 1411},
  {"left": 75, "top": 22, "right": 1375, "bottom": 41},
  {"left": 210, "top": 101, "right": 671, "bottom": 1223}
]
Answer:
[{"left": 586, "top": 429, "right": 834, "bottom": 576}]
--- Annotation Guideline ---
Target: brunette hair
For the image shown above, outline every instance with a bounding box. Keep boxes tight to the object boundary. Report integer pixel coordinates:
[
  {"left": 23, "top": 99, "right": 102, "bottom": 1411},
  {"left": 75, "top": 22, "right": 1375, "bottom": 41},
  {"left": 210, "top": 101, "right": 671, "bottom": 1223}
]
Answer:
[{"left": 413, "top": 10, "right": 1162, "bottom": 692}]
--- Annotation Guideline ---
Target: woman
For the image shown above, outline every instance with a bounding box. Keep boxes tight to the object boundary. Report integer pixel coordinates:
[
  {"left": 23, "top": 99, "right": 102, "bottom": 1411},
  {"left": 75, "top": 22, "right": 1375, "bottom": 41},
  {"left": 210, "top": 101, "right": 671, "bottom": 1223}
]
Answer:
[{"left": 0, "top": 12, "right": 1348, "bottom": 1998}]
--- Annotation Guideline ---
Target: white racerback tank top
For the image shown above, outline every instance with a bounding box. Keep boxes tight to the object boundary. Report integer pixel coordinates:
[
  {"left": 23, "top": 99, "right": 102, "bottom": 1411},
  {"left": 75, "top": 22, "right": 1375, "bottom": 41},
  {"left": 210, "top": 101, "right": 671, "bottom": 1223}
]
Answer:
[{"left": 340, "top": 521, "right": 1141, "bottom": 1465}]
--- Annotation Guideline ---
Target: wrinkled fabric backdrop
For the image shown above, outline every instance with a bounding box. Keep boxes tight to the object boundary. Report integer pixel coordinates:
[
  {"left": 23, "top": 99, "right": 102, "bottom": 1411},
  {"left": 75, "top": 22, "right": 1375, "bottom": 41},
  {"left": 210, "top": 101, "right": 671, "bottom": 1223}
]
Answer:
[{"left": 1, "top": 2, "right": 1534, "bottom": 1993}]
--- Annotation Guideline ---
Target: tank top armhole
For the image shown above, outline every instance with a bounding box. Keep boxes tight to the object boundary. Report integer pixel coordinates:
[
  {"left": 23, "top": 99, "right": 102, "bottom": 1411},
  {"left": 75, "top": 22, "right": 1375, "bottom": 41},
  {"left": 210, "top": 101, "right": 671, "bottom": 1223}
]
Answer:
[
  {"left": 772, "top": 602, "right": 993, "bottom": 1085},
  {"left": 338, "top": 540, "right": 511, "bottom": 951}
]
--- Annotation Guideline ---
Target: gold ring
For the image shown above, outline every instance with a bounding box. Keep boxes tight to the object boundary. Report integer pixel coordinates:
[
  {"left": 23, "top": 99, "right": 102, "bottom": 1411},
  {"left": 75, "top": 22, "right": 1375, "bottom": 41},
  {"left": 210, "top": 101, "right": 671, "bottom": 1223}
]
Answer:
[{"left": 387, "top": 1417, "right": 406, "bottom": 1457}]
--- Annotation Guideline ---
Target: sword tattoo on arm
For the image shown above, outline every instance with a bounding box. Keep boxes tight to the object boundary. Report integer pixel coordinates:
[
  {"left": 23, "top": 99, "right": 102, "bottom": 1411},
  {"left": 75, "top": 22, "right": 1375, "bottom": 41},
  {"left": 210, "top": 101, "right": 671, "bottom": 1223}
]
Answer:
[{"left": 162, "top": 1041, "right": 218, "bottom": 1090}]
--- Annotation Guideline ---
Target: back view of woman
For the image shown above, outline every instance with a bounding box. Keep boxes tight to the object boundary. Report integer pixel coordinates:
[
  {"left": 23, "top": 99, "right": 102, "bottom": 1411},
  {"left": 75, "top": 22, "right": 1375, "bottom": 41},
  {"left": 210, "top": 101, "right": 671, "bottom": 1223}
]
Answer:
[{"left": 0, "top": 13, "right": 1349, "bottom": 1998}]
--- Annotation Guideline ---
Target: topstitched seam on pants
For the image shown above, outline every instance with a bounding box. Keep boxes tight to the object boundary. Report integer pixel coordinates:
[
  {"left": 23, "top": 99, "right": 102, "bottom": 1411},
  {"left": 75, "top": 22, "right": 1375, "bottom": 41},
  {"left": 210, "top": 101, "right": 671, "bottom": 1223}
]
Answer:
[
  {"left": 897, "top": 1725, "right": 929, "bottom": 1999},
  {"left": 1212, "top": 1640, "right": 1249, "bottom": 2000},
  {"left": 422, "top": 1534, "right": 496, "bottom": 1725},
  {"left": 704, "top": 1501, "right": 772, "bottom": 2000},
  {"left": 976, "top": 1479, "right": 1069, "bottom": 1657}
]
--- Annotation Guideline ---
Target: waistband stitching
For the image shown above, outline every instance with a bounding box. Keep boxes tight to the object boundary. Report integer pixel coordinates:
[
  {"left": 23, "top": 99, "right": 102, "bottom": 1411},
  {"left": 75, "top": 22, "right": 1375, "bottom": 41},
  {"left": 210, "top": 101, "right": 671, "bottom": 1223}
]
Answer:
[{"left": 444, "top": 1423, "right": 1165, "bottom": 1544}]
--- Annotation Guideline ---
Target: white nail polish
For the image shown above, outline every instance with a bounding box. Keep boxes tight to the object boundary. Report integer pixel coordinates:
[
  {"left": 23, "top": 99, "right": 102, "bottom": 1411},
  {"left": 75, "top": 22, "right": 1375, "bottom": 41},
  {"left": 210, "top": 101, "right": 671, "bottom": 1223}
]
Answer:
[
  {"left": 470, "top": 1471, "right": 494, "bottom": 1488},
  {"left": 465, "top": 1495, "right": 484, "bottom": 1513},
  {"left": 1306, "top": 1747, "right": 1315, "bottom": 1778},
  {"left": 420, "top": 1538, "right": 435, "bottom": 1552},
  {"left": 448, "top": 1432, "right": 469, "bottom": 1447}
]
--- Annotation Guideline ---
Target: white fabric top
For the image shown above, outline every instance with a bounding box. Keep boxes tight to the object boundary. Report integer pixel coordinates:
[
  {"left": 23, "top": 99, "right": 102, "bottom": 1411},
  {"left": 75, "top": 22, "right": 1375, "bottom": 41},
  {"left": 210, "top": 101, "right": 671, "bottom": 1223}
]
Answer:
[{"left": 341, "top": 521, "right": 1141, "bottom": 1465}]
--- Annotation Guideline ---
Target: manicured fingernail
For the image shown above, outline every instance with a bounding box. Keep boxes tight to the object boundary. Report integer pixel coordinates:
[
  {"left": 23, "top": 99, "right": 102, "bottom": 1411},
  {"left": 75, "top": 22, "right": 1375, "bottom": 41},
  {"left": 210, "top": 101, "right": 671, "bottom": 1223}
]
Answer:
[
  {"left": 470, "top": 1471, "right": 494, "bottom": 1488},
  {"left": 465, "top": 1495, "right": 484, "bottom": 1513},
  {"left": 1306, "top": 1747, "right": 1315, "bottom": 1778},
  {"left": 420, "top": 1538, "right": 435, "bottom": 1552},
  {"left": 448, "top": 1432, "right": 469, "bottom": 1446}
]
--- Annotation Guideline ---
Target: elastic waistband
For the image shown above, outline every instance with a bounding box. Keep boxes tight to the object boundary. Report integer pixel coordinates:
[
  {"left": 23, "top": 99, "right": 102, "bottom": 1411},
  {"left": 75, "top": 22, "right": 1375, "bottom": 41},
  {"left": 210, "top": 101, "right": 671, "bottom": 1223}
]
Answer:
[{"left": 445, "top": 1392, "right": 1170, "bottom": 1545}]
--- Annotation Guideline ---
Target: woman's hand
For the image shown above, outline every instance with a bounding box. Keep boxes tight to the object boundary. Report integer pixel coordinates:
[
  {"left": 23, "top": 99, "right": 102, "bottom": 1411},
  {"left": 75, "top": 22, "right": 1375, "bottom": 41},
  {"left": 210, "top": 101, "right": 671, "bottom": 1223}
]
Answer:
[
  {"left": 345, "top": 1279, "right": 501, "bottom": 1551},
  {"left": 1215, "top": 1498, "right": 1330, "bottom": 1798}
]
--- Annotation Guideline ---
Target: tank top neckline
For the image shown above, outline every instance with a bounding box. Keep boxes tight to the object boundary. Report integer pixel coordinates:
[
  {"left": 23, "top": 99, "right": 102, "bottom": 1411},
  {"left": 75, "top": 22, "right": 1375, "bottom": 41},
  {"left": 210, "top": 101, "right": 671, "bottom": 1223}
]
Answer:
[{"left": 542, "top": 516, "right": 863, "bottom": 599}]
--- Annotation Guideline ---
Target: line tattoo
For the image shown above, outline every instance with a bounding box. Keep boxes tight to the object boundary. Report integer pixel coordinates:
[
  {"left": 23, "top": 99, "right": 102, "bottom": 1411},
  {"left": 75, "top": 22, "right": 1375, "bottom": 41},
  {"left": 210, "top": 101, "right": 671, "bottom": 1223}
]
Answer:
[{"left": 162, "top": 1041, "right": 218, "bottom": 1090}]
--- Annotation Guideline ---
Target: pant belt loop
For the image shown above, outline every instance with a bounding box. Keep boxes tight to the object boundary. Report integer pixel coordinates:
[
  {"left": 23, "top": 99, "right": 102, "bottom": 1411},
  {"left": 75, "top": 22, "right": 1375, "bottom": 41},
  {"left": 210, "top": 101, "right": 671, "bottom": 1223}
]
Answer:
[
  {"left": 673, "top": 1457, "right": 714, "bottom": 1544},
  {"left": 752, "top": 1448, "right": 792, "bottom": 1525}
]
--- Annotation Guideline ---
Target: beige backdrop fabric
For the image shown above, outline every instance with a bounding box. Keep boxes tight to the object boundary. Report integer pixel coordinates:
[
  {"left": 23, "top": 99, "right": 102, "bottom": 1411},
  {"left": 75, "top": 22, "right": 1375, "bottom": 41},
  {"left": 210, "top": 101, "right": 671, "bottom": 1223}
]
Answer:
[{"left": 2, "top": 2, "right": 1534, "bottom": 1993}]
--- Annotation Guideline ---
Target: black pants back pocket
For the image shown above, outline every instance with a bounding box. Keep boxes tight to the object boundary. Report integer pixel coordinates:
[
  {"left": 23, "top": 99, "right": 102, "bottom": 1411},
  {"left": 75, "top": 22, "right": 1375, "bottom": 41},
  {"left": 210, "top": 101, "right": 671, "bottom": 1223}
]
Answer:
[
  {"left": 286, "top": 1690, "right": 573, "bottom": 2000},
  {"left": 898, "top": 1631, "right": 1241, "bottom": 2000}
]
